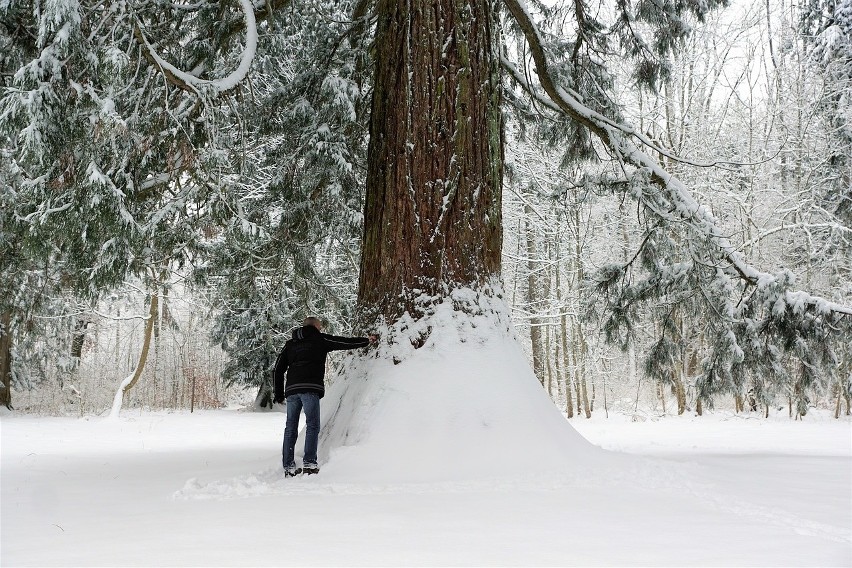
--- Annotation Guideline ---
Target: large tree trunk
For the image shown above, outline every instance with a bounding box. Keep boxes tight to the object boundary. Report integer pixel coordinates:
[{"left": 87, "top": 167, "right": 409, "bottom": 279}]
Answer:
[
  {"left": 358, "top": 0, "right": 503, "bottom": 325},
  {"left": 0, "top": 310, "right": 12, "bottom": 409}
]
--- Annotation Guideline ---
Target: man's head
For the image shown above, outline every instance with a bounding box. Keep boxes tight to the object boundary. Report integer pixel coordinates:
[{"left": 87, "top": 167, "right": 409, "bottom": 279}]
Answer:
[{"left": 303, "top": 316, "right": 323, "bottom": 331}]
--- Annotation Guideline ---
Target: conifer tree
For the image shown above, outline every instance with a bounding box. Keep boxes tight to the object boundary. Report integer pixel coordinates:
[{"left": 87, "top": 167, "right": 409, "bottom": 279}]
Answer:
[
  {"left": 191, "top": 1, "right": 368, "bottom": 403},
  {"left": 500, "top": 0, "right": 851, "bottom": 412},
  {"left": 2, "top": 0, "right": 850, "bottom": 412},
  {"left": 0, "top": 0, "right": 269, "bottom": 406}
]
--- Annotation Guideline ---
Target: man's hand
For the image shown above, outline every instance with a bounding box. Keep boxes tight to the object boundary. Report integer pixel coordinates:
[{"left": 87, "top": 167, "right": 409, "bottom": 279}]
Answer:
[
  {"left": 368, "top": 333, "right": 379, "bottom": 344},
  {"left": 274, "top": 395, "right": 284, "bottom": 405}
]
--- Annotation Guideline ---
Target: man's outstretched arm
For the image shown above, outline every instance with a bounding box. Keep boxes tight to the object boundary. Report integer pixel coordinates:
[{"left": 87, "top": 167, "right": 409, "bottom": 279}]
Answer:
[{"left": 321, "top": 333, "right": 372, "bottom": 352}]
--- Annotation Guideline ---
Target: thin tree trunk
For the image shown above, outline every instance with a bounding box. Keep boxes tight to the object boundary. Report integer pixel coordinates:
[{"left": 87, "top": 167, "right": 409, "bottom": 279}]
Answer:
[
  {"left": 571, "top": 334, "right": 582, "bottom": 415},
  {"left": 674, "top": 378, "right": 686, "bottom": 416},
  {"left": 545, "top": 323, "right": 554, "bottom": 396},
  {"left": 570, "top": 205, "right": 590, "bottom": 418},
  {"left": 109, "top": 291, "right": 159, "bottom": 418},
  {"left": 552, "top": 228, "right": 564, "bottom": 402},
  {"left": 358, "top": 0, "right": 503, "bottom": 325},
  {"left": 601, "top": 358, "right": 609, "bottom": 418},
  {"left": 675, "top": 316, "right": 687, "bottom": 415},
  {"left": 0, "top": 310, "right": 12, "bottom": 409},
  {"left": 511, "top": 218, "right": 522, "bottom": 308},
  {"left": 572, "top": 322, "right": 591, "bottom": 418},
  {"left": 555, "top": 231, "right": 573, "bottom": 417},
  {"left": 70, "top": 316, "right": 90, "bottom": 361},
  {"left": 561, "top": 314, "right": 574, "bottom": 418},
  {"left": 161, "top": 285, "right": 175, "bottom": 330},
  {"left": 254, "top": 381, "right": 273, "bottom": 409},
  {"left": 526, "top": 204, "right": 544, "bottom": 386},
  {"left": 556, "top": 223, "right": 574, "bottom": 418},
  {"left": 687, "top": 349, "right": 699, "bottom": 415},
  {"left": 579, "top": 368, "right": 591, "bottom": 418},
  {"left": 544, "top": 239, "right": 554, "bottom": 396},
  {"left": 574, "top": 371, "right": 583, "bottom": 415},
  {"left": 630, "top": 343, "right": 639, "bottom": 412}
]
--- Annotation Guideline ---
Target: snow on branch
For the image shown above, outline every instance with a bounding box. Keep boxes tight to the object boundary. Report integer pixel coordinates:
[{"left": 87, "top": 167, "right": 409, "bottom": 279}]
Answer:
[
  {"left": 501, "top": 0, "right": 852, "bottom": 318},
  {"left": 133, "top": 0, "right": 258, "bottom": 94}
]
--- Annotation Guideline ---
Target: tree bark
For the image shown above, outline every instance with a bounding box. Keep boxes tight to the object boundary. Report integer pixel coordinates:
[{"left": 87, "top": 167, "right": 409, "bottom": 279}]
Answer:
[
  {"left": 526, "top": 204, "right": 544, "bottom": 385},
  {"left": 579, "top": 367, "right": 591, "bottom": 418},
  {"left": 556, "top": 242, "right": 574, "bottom": 418},
  {"left": 254, "top": 382, "right": 274, "bottom": 410},
  {"left": 70, "top": 317, "right": 90, "bottom": 360},
  {"left": 674, "top": 378, "right": 686, "bottom": 415},
  {"left": 0, "top": 310, "right": 12, "bottom": 409},
  {"left": 836, "top": 391, "right": 842, "bottom": 420},
  {"left": 544, "top": 238, "right": 554, "bottom": 395},
  {"left": 358, "top": 0, "right": 503, "bottom": 325}
]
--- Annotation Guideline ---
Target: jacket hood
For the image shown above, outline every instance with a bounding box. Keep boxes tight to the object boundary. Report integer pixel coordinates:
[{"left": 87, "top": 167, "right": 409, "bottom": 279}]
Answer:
[{"left": 292, "top": 325, "right": 321, "bottom": 340}]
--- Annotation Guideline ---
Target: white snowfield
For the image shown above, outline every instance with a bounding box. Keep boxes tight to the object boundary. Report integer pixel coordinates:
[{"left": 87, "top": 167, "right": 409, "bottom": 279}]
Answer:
[
  {"left": 2, "top": 405, "right": 850, "bottom": 566},
  {"left": 2, "top": 302, "right": 850, "bottom": 566}
]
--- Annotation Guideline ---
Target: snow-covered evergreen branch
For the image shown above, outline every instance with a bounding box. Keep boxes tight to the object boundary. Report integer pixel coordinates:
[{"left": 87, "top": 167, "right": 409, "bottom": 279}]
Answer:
[
  {"left": 132, "top": 0, "right": 258, "bottom": 94},
  {"left": 502, "top": 0, "right": 852, "bottom": 319}
]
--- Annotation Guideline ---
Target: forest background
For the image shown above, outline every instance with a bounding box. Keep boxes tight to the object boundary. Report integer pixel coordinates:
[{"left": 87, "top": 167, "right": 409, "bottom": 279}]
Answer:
[{"left": 1, "top": 0, "right": 850, "bottom": 420}]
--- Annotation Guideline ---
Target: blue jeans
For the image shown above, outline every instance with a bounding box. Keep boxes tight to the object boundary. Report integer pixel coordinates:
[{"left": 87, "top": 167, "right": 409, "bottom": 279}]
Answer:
[{"left": 283, "top": 393, "right": 320, "bottom": 469}]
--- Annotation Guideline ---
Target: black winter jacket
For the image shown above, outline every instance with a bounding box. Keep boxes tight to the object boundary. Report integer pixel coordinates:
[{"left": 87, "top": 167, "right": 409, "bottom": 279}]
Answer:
[{"left": 273, "top": 325, "right": 369, "bottom": 401}]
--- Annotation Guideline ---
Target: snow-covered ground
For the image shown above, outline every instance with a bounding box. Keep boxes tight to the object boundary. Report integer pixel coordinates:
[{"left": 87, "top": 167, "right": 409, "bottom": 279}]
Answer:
[
  {"left": 2, "top": 407, "right": 849, "bottom": 567},
  {"left": 3, "top": 298, "right": 850, "bottom": 566}
]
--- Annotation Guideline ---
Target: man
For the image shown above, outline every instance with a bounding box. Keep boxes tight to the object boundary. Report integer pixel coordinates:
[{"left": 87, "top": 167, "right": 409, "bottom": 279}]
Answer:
[{"left": 273, "top": 316, "right": 375, "bottom": 477}]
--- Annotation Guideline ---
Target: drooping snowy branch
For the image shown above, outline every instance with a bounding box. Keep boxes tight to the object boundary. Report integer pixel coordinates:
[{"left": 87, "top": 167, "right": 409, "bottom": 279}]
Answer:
[
  {"left": 133, "top": 0, "right": 258, "bottom": 94},
  {"left": 502, "top": 0, "right": 852, "bottom": 319}
]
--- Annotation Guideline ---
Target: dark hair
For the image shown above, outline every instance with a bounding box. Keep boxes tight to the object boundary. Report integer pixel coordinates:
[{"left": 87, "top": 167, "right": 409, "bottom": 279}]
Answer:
[{"left": 302, "top": 316, "right": 323, "bottom": 329}]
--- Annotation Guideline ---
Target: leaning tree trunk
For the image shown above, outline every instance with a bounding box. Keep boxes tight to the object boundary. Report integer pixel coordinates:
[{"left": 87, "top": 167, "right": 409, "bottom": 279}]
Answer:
[
  {"left": 358, "top": 0, "right": 503, "bottom": 325},
  {"left": 0, "top": 310, "right": 12, "bottom": 409},
  {"left": 109, "top": 292, "right": 158, "bottom": 418}
]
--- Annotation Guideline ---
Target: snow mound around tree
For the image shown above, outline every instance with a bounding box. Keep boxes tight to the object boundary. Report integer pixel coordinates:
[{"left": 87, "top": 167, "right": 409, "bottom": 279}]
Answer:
[{"left": 315, "top": 286, "right": 606, "bottom": 483}]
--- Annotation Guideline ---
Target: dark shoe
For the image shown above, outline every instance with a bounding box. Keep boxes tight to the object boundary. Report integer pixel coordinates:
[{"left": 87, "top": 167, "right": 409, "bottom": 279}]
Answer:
[
  {"left": 303, "top": 465, "right": 319, "bottom": 475},
  {"left": 284, "top": 467, "right": 302, "bottom": 477}
]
